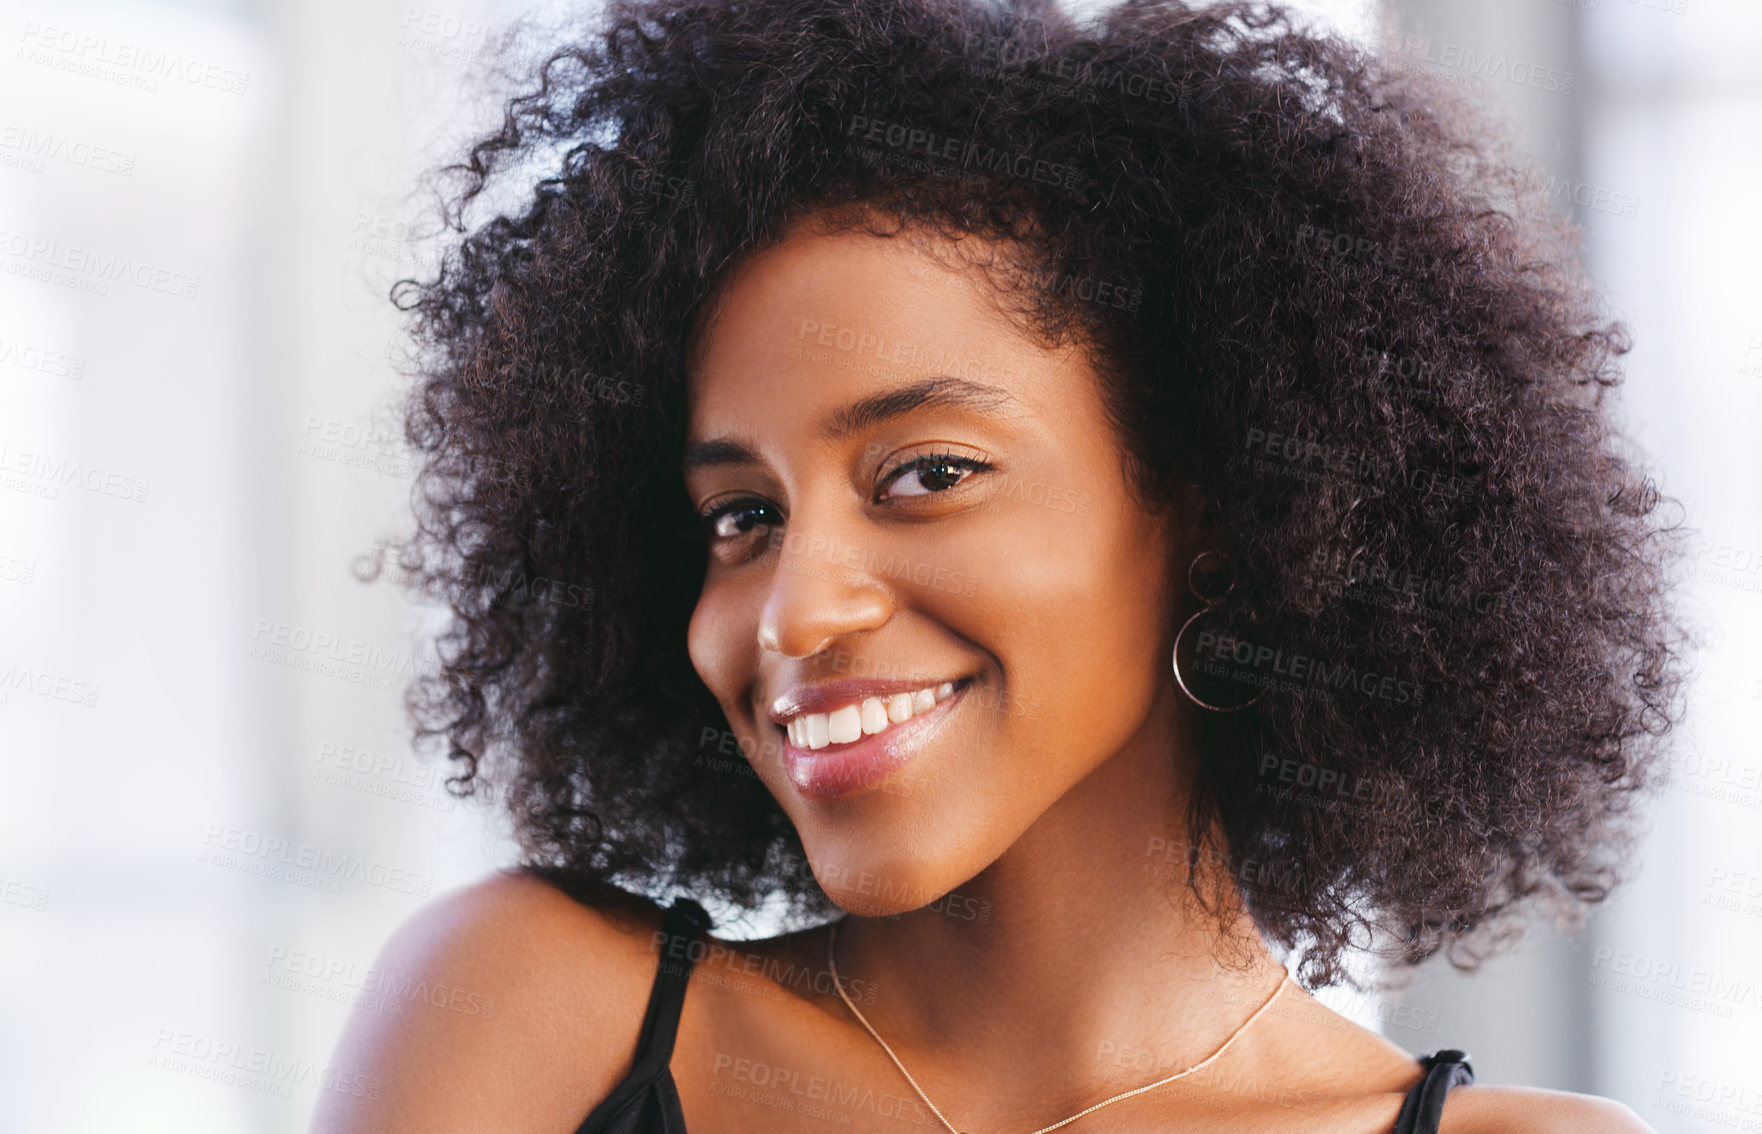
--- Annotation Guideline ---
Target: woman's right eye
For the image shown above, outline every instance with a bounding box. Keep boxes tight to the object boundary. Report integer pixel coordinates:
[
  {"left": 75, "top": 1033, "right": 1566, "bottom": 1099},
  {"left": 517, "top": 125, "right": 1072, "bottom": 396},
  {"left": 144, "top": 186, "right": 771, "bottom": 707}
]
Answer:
[{"left": 699, "top": 499, "right": 781, "bottom": 542}]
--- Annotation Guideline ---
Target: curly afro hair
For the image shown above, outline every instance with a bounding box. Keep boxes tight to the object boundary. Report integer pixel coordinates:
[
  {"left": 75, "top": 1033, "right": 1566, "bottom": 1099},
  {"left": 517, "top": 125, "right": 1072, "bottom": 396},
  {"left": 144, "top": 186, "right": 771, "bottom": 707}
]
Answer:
[{"left": 389, "top": 0, "right": 1689, "bottom": 988}]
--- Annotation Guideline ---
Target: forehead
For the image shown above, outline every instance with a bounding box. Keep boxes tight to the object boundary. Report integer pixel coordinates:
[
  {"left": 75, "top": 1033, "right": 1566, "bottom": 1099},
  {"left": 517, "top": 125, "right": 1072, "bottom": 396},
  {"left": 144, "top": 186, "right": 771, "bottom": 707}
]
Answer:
[{"left": 684, "top": 222, "right": 1069, "bottom": 432}]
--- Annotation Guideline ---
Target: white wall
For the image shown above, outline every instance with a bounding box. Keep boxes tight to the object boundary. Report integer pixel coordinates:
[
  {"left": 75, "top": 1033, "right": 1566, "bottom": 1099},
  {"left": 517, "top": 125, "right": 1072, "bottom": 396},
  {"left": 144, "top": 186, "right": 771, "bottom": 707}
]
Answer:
[{"left": 0, "top": 1, "right": 527, "bottom": 1128}]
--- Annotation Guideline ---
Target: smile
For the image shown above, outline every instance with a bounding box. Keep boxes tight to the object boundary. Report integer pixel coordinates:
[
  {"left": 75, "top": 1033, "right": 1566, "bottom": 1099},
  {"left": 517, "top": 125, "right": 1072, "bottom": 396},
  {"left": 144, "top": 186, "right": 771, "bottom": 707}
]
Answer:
[
  {"left": 772, "top": 676, "right": 976, "bottom": 799},
  {"left": 782, "top": 681, "right": 960, "bottom": 750}
]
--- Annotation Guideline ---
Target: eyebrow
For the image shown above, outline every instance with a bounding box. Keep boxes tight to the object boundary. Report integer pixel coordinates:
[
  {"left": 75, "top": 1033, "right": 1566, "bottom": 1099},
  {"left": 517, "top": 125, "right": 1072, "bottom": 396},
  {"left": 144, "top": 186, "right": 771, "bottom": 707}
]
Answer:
[{"left": 681, "top": 376, "right": 1018, "bottom": 475}]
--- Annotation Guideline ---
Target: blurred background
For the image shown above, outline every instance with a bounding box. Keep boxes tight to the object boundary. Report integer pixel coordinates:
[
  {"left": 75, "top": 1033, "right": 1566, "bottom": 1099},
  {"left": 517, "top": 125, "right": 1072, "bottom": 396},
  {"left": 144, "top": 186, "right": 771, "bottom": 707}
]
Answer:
[{"left": 1, "top": 0, "right": 1758, "bottom": 1129}]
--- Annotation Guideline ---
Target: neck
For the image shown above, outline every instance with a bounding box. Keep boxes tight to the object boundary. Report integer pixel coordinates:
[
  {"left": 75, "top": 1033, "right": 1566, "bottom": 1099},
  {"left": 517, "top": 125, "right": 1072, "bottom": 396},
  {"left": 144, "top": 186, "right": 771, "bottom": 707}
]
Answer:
[{"left": 826, "top": 687, "right": 1292, "bottom": 1123}]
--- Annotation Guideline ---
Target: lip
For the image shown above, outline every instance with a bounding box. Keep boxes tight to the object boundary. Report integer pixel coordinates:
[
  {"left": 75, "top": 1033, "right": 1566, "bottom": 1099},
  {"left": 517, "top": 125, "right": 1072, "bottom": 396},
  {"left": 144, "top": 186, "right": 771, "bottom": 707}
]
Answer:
[{"left": 777, "top": 676, "right": 973, "bottom": 799}]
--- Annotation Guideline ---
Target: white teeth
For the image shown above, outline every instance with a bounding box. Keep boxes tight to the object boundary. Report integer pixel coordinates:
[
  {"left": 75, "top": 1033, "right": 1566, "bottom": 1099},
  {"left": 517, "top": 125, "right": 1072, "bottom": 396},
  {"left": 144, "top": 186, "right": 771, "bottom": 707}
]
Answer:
[
  {"left": 827, "top": 704, "right": 862, "bottom": 744},
  {"left": 860, "top": 698, "right": 890, "bottom": 735},
  {"left": 788, "top": 681, "right": 962, "bottom": 750}
]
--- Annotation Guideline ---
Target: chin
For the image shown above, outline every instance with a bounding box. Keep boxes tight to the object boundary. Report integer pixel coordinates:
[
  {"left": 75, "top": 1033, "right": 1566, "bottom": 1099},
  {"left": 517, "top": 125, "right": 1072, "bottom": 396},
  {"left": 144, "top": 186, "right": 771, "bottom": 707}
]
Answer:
[{"left": 803, "top": 840, "right": 970, "bottom": 920}]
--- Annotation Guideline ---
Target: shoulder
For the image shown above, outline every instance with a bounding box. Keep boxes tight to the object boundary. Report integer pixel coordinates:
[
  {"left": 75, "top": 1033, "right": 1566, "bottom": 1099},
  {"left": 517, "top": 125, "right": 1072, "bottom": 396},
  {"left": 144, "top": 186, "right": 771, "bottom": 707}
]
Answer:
[
  {"left": 1441, "top": 1085, "right": 1656, "bottom": 1134},
  {"left": 1253, "top": 993, "right": 1654, "bottom": 1134},
  {"left": 308, "top": 868, "right": 674, "bottom": 1134}
]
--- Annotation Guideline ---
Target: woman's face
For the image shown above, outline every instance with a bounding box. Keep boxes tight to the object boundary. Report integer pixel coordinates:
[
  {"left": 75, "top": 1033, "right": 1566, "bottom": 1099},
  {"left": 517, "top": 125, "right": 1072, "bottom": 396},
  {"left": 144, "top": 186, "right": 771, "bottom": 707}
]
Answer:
[{"left": 683, "top": 217, "right": 1198, "bottom": 915}]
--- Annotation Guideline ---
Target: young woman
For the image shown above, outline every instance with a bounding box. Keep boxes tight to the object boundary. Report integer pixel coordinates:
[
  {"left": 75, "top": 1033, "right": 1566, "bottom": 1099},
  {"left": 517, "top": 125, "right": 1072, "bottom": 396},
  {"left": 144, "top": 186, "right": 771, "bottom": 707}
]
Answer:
[{"left": 313, "top": 1, "right": 1685, "bottom": 1131}]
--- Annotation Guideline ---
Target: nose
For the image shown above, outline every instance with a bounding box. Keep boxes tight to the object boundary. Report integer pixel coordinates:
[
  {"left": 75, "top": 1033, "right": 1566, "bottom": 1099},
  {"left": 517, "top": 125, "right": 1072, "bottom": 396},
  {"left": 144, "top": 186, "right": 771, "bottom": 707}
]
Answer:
[{"left": 757, "top": 525, "right": 895, "bottom": 658}]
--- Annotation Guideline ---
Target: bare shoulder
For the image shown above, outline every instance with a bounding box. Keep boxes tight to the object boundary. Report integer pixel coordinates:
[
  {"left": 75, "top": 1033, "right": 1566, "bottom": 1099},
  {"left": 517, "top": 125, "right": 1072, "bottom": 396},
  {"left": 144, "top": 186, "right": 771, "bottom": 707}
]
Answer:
[
  {"left": 308, "top": 868, "right": 671, "bottom": 1134},
  {"left": 1441, "top": 1085, "right": 1656, "bottom": 1133},
  {"left": 1254, "top": 991, "right": 1653, "bottom": 1134}
]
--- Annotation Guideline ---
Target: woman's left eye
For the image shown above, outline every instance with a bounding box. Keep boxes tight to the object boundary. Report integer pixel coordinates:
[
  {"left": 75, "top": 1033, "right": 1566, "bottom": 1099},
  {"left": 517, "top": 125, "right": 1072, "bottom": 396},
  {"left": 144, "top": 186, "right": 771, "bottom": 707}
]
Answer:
[{"left": 878, "top": 454, "right": 991, "bottom": 501}]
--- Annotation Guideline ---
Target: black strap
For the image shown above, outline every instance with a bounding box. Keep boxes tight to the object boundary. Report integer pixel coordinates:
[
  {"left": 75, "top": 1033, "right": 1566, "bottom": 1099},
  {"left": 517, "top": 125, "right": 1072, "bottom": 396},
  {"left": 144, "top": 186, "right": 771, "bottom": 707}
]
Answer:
[
  {"left": 1391, "top": 1050, "right": 1474, "bottom": 1134},
  {"left": 630, "top": 897, "right": 710, "bottom": 1070},
  {"left": 571, "top": 896, "right": 710, "bottom": 1134}
]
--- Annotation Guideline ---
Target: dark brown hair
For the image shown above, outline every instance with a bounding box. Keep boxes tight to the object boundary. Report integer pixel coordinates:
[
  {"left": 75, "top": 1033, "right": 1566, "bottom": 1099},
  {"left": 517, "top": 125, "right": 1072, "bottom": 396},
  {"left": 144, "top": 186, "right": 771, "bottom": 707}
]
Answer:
[{"left": 389, "top": 0, "right": 1688, "bottom": 987}]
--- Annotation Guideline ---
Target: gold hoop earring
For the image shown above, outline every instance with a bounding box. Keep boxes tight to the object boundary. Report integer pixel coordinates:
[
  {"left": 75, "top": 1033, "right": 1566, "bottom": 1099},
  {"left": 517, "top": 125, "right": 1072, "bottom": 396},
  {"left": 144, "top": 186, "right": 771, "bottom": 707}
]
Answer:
[{"left": 1171, "top": 550, "right": 1268, "bottom": 712}]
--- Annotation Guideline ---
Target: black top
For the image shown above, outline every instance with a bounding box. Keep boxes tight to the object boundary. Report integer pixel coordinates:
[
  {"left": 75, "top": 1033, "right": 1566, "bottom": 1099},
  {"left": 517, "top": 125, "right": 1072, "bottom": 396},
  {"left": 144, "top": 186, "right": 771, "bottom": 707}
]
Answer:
[{"left": 572, "top": 897, "right": 1475, "bottom": 1134}]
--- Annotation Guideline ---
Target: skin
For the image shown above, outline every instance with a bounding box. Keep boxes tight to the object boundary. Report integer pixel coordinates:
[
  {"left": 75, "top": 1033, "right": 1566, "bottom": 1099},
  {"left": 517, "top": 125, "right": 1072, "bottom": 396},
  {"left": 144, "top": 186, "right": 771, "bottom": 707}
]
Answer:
[{"left": 311, "top": 212, "right": 1655, "bottom": 1134}]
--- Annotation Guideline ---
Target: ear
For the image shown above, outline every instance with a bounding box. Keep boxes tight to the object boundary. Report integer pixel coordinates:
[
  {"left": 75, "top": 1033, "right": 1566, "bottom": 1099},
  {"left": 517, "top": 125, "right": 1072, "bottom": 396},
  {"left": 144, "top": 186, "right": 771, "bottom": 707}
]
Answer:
[
  {"left": 1147, "top": 483, "right": 1210, "bottom": 622},
  {"left": 1165, "top": 481, "right": 1218, "bottom": 560},
  {"left": 1161, "top": 485, "right": 1249, "bottom": 621},
  {"left": 1188, "top": 483, "right": 1221, "bottom": 529}
]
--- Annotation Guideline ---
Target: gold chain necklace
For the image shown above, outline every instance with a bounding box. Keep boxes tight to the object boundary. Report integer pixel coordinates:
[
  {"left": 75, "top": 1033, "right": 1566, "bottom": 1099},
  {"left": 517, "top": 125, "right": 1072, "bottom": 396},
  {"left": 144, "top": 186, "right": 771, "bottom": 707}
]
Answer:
[{"left": 824, "top": 918, "right": 1293, "bottom": 1134}]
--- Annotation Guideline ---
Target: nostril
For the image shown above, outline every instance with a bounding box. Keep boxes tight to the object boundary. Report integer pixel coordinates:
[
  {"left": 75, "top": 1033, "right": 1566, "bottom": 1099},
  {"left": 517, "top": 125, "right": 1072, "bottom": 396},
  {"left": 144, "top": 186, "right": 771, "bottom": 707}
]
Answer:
[{"left": 756, "top": 625, "right": 835, "bottom": 659}]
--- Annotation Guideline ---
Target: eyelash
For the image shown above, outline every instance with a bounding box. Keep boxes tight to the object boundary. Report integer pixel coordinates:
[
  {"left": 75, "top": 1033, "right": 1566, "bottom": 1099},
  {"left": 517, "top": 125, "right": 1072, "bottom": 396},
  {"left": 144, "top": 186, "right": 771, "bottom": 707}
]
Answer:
[{"left": 695, "top": 452, "right": 993, "bottom": 542}]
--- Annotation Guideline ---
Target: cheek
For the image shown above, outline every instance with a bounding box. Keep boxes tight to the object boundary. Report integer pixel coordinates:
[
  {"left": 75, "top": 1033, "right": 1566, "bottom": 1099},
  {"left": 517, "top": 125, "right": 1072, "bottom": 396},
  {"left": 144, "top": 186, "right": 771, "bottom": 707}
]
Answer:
[{"left": 978, "top": 510, "right": 1171, "bottom": 749}]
